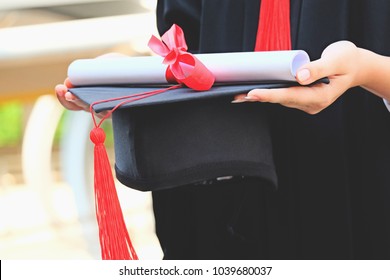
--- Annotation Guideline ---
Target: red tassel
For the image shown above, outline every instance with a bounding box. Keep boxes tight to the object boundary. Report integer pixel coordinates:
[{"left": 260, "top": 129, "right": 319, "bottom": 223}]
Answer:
[
  {"left": 90, "top": 127, "right": 138, "bottom": 260},
  {"left": 255, "top": 0, "right": 291, "bottom": 51},
  {"left": 88, "top": 85, "right": 180, "bottom": 260}
]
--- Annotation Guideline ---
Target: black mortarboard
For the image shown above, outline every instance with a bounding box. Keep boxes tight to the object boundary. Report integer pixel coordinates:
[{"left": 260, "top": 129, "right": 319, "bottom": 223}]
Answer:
[{"left": 69, "top": 83, "right": 296, "bottom": 191}]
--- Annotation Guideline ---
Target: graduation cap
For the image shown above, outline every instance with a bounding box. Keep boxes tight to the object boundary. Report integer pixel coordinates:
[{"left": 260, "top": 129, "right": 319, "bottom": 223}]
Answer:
[
  {"left": 72, "top": 83, "right": 282, "bottom": 189},
  {"left": 67, "top": 24, "right": 326, "bottom": 260}
]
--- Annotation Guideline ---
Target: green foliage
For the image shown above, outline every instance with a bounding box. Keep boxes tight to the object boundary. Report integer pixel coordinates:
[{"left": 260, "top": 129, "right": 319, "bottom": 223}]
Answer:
[
  {"left": 0, "top": 102, "right": 115, "bottom": 148},
  {"left": 54, "top": 110, "right": 114, "bottom": 147},
  {"left": 53, "top": 110, "right": 67, "bottom": 145},
  {"left": 0, "top": 102, "right": 23, "bottom": 147}
]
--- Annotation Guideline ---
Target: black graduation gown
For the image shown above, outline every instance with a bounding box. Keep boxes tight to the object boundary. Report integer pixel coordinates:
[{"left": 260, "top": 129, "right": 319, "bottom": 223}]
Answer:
[{"left": 152, "top": 0, "right": 390, "bottom": 260}]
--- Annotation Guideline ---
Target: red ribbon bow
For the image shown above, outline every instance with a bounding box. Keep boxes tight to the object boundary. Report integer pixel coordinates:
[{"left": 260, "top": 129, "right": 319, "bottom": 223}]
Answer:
[{"left": 148, "top": 24, "right": 215, "bottom": 91}]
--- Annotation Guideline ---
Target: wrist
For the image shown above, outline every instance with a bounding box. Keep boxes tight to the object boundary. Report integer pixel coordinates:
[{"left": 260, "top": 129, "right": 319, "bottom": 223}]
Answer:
[
  {"left": 353, "top": 47, "right": 372, "bottom": 88},
  {"left": 356, "top": 48, "right": 390, "bottom": 99}
]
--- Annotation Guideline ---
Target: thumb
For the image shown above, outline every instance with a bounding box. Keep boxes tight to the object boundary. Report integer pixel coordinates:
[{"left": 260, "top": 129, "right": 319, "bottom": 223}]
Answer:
[
  {"left": 64, "top": 77, "right": 74, "bottom": 88},
  {"left": 295, "top": 58, "right": 334, "bottom": 85},
  {"left": 296, "top": 41, "right": 357, "bottom": 85}
]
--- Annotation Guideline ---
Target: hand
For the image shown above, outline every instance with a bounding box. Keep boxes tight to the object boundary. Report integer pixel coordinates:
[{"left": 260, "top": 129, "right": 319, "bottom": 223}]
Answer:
[
  {"left": 233, "top": 41, "right": 362, "bottom": 114},
  {"left": 55, "top": 52, "right": 129, "bottom": 114},
  {"left": 55, "top": 78, "right": 90, "bottom": 112}
]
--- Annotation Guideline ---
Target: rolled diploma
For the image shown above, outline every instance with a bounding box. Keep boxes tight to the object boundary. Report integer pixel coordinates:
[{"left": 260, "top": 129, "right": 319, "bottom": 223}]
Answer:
[{"left": 67, "top": 50, "right": 310, "bottom": 86}]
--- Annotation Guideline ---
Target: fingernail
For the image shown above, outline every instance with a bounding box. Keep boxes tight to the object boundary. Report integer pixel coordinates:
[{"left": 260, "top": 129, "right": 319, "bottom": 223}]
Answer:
[
  {"left": 231, "top": 99, "right": 247, "bottom": 103},
  {"left": 65, "top": 92, "right": 75, "bottom": 102},
  {"left": 297, "top": 68, "right": 311, "bottom": 82},
  {"left": 244, "top": 96, "right": 257, "bottom": 101}
]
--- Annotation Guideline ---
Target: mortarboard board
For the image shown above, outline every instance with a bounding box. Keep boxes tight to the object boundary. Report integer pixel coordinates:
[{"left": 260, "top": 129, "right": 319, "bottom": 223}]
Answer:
[{"left": 66, "top": 24, "right": 328, "bottom": 260}]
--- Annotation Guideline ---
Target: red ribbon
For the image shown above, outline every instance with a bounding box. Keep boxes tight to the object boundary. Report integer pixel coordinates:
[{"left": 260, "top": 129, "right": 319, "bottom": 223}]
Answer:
[{"left": 148, "top": 24, "right": 215, "bottom": 91}]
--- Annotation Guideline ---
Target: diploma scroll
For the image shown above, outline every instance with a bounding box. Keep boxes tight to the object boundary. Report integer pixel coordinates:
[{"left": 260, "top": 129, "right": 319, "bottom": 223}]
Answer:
[{"left": 68, "top": 50, "right": 310, "bottom": 86}]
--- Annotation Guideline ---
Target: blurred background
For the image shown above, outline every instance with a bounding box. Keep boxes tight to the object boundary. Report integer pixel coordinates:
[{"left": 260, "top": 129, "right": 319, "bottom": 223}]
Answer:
[{"left": 0, "top": 0, "right": 163, "bottom": 259}]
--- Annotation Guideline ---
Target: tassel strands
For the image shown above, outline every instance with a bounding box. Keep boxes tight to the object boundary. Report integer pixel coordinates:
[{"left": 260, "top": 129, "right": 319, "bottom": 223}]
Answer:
[
  {"left": 255, "top": 0, "right": 291, "bottom": 51},
  {"left": 90, "top": 127, "right": 138, "bottom": 260}
]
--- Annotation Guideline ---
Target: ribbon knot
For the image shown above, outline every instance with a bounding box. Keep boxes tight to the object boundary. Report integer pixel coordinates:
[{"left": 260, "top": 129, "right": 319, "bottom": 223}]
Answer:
[{"left": 148, "top": 24, "right": 215, "bottom": 91}]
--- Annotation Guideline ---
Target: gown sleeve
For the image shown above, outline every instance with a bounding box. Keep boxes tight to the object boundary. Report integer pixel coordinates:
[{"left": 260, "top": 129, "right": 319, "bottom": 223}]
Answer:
[{"left": 383, "top": 99, "right": 390, "bottom": 113}]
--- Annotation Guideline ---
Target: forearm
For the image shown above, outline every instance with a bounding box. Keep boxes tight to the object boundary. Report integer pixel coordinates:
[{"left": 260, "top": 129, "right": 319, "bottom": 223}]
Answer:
[{"left": 358, "top": 48, "right": 390, "bottom": 101}]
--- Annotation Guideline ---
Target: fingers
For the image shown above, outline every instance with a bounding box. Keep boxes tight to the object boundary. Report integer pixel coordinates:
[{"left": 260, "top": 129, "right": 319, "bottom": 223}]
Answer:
[
  {"left": 55, "top": 83, "right": 67, "bottom": 98},
  {"left": 64, "top": 91, "right": 90, "bottom": 111},
  {"left": 247, "top": 85, "right": 333, "bottom": 114},
  {"left": 231, "top": 94, "right": 247, "bottom": 103},
  {"left": 233, "top": 77, "right": 348, "bottom": 114},
  {"left": 55, "top": 81, "right": 110, "bottom": 119},
  {"left": 55, "top": 82, "right": 89, "bottom": 111}
]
